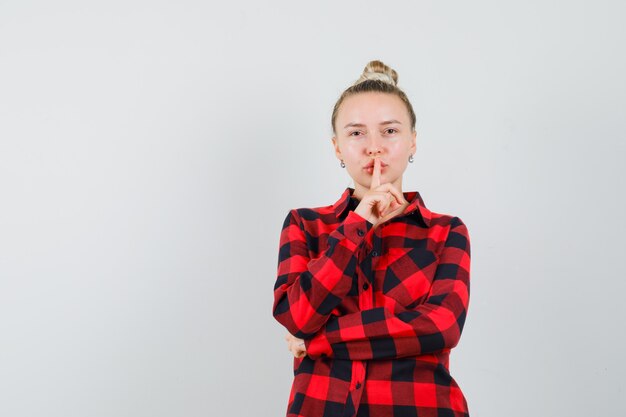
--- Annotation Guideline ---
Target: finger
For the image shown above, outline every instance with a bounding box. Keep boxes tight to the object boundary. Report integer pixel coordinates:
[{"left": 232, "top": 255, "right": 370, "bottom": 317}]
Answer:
[
  {"left": 374, "top": 183, "right": 405, "bottom": 206},
  {"left": 377, "top": 197, "right": 391, "bottom": 217},
  {"left": 370, "top": 157, "right": 381, "bottom": 189},
  {"left": 389, "top": 186, "right": 404, "bottom": 205},
  {"left": 380, "top": 192, "right": 393, "bottom": 216}
]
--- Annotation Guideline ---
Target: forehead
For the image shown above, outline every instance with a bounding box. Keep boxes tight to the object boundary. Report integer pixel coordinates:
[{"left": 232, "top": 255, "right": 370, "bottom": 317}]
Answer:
[{"left": 337, "top": 92, "right": 410, "bottom": 125}]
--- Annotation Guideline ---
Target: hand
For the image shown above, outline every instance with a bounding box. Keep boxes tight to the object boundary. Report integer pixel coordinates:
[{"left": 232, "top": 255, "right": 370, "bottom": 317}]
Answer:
[
  {"left": 285, "top": 333, "right": 307, "bottom": 358},
  {"left": 354, "top": 157, "right": 407, "bottom": 226}
]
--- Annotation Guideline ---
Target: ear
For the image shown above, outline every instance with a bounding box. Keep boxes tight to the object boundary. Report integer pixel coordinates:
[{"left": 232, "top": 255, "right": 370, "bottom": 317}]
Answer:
[
  {"left": 332, "top": 136, "right": 342, "bottom": 159},
  {"left": 409, "top": 130, "right": 417, "bottom": 155}
]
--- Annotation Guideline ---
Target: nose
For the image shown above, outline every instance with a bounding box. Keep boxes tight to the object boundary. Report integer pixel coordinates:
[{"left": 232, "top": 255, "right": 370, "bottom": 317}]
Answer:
[{"left": 366, "top": 134, "right": 383, "bottom": 156}]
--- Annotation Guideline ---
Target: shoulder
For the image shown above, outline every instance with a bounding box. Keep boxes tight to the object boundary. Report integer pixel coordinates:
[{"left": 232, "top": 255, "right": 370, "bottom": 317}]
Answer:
[
  {"left": 430, "top": 211, "right": 468, "bottom": 229},
  {"left": 284, "top": 200, "right": 339, "bottom": 224},
  {"left": 279, "top": 203, "right": 332, "bottom": 232},
  {"left": 425, "top": 208, "right": 470, "bottom": 246}
]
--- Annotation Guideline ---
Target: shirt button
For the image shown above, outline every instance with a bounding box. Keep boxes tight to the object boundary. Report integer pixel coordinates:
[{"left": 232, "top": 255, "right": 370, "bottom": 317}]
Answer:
[
  {"left": 371, "top": 250, "right": 378, "bottom": 257},
  {"left": 355, "top": 382, "right": 362, "bottom": 389},
  {"left": 357, "top": 229, "right": 364, "bottom": 237},
  {"left": 362, "top": 283, "right": 369, "bottom": 291}
]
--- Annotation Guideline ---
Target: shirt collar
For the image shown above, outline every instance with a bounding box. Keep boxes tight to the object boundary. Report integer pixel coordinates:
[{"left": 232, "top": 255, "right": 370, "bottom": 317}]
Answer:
[{"left": 332, "top": 187, "right": 432, "bottom": 227}]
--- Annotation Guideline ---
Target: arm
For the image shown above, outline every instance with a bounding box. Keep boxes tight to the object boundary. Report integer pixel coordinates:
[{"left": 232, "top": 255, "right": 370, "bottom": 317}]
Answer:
[
  {"left": 304, "top": 217, "right": 471, "bottom": 360},
  {"left": 272, "top": 209, "right": 372, "bottom": 338}
]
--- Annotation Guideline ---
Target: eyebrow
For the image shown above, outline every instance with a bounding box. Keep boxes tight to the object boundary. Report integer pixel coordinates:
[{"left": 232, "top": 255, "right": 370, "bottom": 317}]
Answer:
[{"left": 343, "top": 120, "right": 403, "bottom": 129}]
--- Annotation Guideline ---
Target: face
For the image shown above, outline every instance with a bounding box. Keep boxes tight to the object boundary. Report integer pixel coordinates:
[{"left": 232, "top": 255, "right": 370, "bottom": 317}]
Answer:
[{"left": 332, "top": 92, "right": 416, "bottom": 196}]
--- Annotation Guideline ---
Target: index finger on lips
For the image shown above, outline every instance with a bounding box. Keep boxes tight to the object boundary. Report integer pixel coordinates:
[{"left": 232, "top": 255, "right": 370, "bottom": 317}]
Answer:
[{"left": 370, "top": 157, "right": 381, "bottom": 190}]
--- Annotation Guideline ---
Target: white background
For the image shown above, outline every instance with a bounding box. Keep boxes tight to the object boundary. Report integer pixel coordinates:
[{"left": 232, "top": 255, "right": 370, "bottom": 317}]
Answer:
[{"left": 1, "top": 1, "right": 624, "bottom": 416}]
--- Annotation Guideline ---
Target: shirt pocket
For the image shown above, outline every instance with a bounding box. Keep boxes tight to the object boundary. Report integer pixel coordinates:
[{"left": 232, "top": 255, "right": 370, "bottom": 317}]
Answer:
[{"left": 381, "top": 247, "right": 439, "bottom": 310}]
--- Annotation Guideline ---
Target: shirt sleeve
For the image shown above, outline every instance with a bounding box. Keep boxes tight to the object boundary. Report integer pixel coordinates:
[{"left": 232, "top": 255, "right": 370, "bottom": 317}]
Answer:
[
  {"left": 304, "top": 216, "right": 471, "bottom": 360},
  {"left": 272, "top": 209, "right": 373, "bottom": 339}
]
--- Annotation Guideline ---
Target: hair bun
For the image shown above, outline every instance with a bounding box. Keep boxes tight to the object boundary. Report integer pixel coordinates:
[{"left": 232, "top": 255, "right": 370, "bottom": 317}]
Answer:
[{"left": 355, "top": 60, "right": 398, "bottom": 86}]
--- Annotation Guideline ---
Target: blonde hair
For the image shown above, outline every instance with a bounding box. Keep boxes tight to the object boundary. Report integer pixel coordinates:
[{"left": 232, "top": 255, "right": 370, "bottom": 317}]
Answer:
[{"left": 331, "top": 60, "right": 416, "bottom": 133}]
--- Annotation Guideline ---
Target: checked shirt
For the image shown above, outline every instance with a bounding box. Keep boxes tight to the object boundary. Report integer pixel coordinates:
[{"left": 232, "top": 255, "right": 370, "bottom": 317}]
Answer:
[{"left": 273, "top": 187, "right": 471, "bottom": 417}]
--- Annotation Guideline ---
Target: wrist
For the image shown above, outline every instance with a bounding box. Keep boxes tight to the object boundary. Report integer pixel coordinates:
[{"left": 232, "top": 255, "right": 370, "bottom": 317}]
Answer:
[{"left": 305, "top": 332, "right": 332, "bottom": 358}]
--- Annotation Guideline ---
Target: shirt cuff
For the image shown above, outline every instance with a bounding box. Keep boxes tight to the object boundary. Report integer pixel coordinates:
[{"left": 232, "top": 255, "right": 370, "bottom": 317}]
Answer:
[
  {"left": 340, "top": 211, "right": 373, "bottom": 245},
  {"left": 305, "top": 331, "right": 332, "bottom": 358}
]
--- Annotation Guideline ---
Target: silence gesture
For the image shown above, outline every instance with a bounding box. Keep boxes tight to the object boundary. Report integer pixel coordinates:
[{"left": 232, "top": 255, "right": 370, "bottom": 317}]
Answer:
[{"left": 354, "top": 157, "right": 408, "bottom": 227}]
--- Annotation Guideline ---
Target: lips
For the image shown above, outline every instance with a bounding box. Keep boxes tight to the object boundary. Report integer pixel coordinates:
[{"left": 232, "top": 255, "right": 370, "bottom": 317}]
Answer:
[
  {"left": 364, "top": 160, "right": 387, "bottom": 175},
  {"left": 363, "top": 159, "right": 387, "bottom": 169}
]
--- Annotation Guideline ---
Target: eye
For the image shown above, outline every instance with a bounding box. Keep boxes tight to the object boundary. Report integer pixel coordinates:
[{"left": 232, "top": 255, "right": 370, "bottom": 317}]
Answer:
[
  {"left": 384, "top": 128, "right": 398, "bottom": 135},
  {"left": 349, "top": 130, "right": 364, "bottom": 137}
]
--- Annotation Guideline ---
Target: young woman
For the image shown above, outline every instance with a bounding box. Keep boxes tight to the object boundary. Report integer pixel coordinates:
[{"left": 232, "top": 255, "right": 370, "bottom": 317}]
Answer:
[{"left": 273, "top": 60, "right": 471, "bottom": 417}]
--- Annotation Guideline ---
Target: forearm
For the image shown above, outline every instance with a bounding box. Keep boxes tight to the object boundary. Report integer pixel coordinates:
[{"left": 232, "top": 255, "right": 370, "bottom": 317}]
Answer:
[
  {"left": 306, "top": 300, "right": 468, "bottom": 360},
  {"left": 305, "top": 217, "right": 471, "bottom": 360},
  {"left": 273, "top": 209, "right": 373, "bottom": 338}
]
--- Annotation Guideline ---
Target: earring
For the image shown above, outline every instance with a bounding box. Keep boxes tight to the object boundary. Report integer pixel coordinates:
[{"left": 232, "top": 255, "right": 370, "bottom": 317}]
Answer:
[
  {"left": 408, "top": 154, "right": 414, "bottom": 163},
  {"left": 340, "top": 160, "right": 346, "bottom": 168}
]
